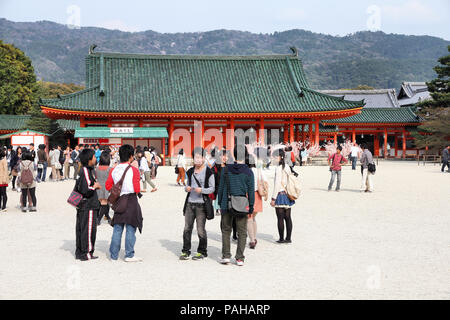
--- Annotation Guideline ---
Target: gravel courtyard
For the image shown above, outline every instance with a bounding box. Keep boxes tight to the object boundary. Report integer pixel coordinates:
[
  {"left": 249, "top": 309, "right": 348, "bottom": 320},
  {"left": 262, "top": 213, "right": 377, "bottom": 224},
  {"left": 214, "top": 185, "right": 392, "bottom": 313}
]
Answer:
[{"left": 0, "top": 161, "right": 448, "bottom": 299}]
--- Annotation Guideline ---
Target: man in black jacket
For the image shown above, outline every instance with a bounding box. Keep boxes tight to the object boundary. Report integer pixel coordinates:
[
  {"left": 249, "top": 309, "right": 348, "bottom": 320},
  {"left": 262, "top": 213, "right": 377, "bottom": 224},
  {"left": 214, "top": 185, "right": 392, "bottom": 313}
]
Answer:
[{"left": 75, "top": 148, "right": 101, "bottom": 261}]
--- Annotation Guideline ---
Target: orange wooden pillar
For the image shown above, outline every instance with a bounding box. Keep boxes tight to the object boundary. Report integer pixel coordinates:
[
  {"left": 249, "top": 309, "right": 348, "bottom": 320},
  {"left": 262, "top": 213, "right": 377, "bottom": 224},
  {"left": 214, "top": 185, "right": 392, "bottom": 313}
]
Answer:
[
  {"left": 227, "top": 118, "right": 235, "bottom": 150},
  {"left": 259, "top": 118, "right": 265, "bottom": 144},
  {"left": 334, "top": 132, "right": 338, "bottom": 146},
  {"left": 200, "top": 118, "right": 205, "bottom": 148},
  {"left": 168, "top": 118, "right": 174, "bottom": 161},
  {"left": 402, "top": 128, "right": 406, "bottom": 159},
  {"left": 374, "top": 134, "right": 380, "bottom": 157},
  {"left": 308, "top": 123, "right": 313, "bottom": 144},
  {"left": 314, "top": 119, "right": 320, "bottom": 146},
  {"left": 283, "top": 123, "right": 288, "bottom": 143},
  {"left": 301, "top": 124, "right": 306, "bottom": 143},
  {"left": 394, "top": 135, "right": 398, "bottom": 158},
  {"left": 80, "top": 116, "right": 86, "bottom": 128},
  {"left": 352, "top": 128, "right": 356, "bottom": 143},
  {"left": 383, "top": 128, "right": 388, "bottom": 158},
  {"left": 289, "top": 118, "right": 294, "bottom": 143}
]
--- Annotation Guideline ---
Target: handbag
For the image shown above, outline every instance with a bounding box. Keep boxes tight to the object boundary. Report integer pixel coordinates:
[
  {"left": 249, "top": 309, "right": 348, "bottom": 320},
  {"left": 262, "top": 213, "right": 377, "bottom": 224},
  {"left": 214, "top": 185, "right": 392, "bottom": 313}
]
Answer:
[
  {"left": 192, "top": 174, "right": 214, "bottom": 220},
  {"left": 67, "top": 179, "right": 83, "bottom": 209},
  {"left": 108, "top": 165, "right": 132, "bottom": 209},
  {"left": 225, "top": 167, "right": 249, "bottom": 217},
  {"left": 175, "top": 165, "right": 179, "bottom": 174},
  {"left": 368, "top": 162, "right": 376, "bottom": 174},
  {"left": 256, "top": 167, "right": 268, "bottom": 201}
]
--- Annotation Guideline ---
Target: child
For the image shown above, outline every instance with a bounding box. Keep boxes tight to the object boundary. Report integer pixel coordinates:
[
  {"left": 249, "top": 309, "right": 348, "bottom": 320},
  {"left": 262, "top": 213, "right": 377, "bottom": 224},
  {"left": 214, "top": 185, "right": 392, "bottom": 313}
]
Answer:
[{"left": 75, "top": 148, "right": 101, "bottom": 261}]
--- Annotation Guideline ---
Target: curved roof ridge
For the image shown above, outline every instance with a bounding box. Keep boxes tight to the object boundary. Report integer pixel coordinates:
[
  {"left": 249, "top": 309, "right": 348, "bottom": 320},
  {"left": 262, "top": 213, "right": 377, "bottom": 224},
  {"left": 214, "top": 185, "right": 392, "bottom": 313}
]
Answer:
[
  {"left": 304, "top": 87, "right": 365, "bottom": 105},
  {"left": 89, "top": 51, "right": 301, "bottom": 61},
  {"left": 40, "top": 85, "right": 99, "bottom": 103}
]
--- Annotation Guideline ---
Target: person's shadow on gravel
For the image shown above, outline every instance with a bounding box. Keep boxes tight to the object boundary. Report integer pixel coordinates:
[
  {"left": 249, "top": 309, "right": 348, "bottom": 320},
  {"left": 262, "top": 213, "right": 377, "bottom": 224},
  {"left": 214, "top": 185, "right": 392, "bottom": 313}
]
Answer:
[
  {"left": 60, "top": 240, "right": 111, "bottom": 258},
  {"left": 159, "top": 239, "right": 222, "bottom": 259}
]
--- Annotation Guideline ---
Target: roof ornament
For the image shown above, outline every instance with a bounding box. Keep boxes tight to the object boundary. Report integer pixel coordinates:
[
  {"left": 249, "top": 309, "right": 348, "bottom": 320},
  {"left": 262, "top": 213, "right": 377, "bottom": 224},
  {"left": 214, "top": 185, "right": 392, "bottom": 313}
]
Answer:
[
  {"left": 89, "top": 44, "right": 97, "bottom": 54},
  {"left": 290, "top": 47, "right": 299, "bottom": 57}
]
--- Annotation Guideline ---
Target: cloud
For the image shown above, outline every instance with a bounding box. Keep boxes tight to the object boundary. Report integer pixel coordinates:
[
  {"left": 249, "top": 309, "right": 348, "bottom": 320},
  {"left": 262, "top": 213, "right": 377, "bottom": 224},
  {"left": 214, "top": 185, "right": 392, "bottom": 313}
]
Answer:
[
  {"left": 95, "top": 19, "right": 140, "bottom": 32},
  {"left": 381, "top": 0, "right": 442, "bottom": 22}
]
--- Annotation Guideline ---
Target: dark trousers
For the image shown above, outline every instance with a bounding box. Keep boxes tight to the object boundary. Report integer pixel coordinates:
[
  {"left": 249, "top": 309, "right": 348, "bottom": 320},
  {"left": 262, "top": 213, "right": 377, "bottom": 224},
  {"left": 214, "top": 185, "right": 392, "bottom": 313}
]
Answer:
[
  {"left": 75, "top": 206, "right": 98, "bottom": 260},
  {"left": 221, "top": 212, "right": 247, "bottom": 261},
  {"left": 441, "top": 160, "right": 449, "bottom": 172},
  {"left": 182, "top": 202, "right": 207, "bottom": 256},
  {"left": 97, "top": 204, "right": 111, "bottom": 225},
  {"left": 0, "top": 186, "right": 7, "bottom": 209},
  {"left": 21, "top": 187, "right": 36, "bottom": 208},
  {"left": 37, "top": 162, "right": 48, "bottom": 181},
  {"left": 12, "top": 176, "right": 17, "bottom": 189},
  {"left": 351, "top": 156, "right": 357, "bottom": 170},
  {"left": 73, "top": 162, "right": 80, "bottom": 179}
]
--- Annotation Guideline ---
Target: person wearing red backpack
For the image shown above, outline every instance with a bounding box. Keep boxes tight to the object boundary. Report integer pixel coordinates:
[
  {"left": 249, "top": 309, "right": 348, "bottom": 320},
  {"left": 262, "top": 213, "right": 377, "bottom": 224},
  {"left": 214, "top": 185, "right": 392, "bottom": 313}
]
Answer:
[
  {"left": 18, "top": 151, "right": 37, "bottom": 212},
  {"left": 327, "top": 146, "right": 348, "bottom": 192}
]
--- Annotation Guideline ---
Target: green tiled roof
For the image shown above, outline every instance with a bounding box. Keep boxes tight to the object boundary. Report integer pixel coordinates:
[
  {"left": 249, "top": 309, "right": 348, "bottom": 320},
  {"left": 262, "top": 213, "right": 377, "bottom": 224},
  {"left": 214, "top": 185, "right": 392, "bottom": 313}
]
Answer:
[
  {"left": 0, "top": 114, "right": 78, "bottom": 131},
  {"left": 322, "top": 107, "right": 423, "bottom": 124},
  {"left": 0, "top": 115, "right": 31, "bottom": 131},
  {"left": 40, "top": 50, "right": 364, "bottom": 114}
]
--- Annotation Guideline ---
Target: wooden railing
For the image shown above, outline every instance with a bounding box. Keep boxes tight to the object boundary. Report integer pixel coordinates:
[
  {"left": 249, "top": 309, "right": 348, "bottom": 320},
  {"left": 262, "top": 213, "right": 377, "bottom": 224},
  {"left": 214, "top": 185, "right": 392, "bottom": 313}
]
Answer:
[{"left": 418, "top": 155, "right": 441, "bottom": 166}]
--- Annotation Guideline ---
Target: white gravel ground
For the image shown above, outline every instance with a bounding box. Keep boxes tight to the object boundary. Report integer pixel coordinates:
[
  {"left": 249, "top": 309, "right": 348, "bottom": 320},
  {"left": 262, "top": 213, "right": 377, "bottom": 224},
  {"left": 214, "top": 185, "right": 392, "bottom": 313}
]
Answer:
[{"left": 0, "top": 161, "right": 448, "bottom": 299}]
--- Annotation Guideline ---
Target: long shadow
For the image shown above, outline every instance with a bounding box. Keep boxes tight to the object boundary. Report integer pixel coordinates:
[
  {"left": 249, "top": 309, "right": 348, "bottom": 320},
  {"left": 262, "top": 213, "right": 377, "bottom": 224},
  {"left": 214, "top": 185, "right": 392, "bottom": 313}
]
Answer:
[
  {"left": 60, "top": 239, "right": 111, "bottom": 258},
  {"left": 159, "top": 239, "right": 222, "bottom": 259},
  {"left": 310, "top": 187, "right": 362, "bottom": 193}
]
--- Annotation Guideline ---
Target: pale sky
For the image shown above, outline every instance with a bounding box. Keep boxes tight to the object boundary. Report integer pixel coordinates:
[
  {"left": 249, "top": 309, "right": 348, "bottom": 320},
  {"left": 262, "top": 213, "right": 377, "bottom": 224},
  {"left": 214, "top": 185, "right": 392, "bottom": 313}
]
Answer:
[{"left": 1, "top": 0, "right": 449, "bottom": 39}]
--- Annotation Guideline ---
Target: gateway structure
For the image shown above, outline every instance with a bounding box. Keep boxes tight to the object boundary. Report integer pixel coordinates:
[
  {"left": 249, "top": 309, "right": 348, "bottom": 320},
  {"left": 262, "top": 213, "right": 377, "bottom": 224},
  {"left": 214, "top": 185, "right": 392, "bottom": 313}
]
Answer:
[{"left": 39, "top": 47, "right": 366, "bottom": 164}]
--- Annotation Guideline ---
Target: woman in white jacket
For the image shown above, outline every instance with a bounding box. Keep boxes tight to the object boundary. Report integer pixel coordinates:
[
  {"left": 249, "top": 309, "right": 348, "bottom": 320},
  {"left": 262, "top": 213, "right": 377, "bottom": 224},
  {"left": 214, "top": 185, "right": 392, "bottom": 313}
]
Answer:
[
  {"left": 270, "top": 148, "right": 295, "bottom": 244},
  {"left": 176, "top": 149, "right": 187, "bottom": 186}
]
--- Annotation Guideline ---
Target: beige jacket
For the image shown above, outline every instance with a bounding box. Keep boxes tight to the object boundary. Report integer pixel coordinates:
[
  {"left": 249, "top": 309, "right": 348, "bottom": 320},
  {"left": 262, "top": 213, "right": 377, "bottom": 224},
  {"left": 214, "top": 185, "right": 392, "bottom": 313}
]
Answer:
[
  {"left": 18, "top": 160, "right": 37, "bottom": 189},
  {"left": 0, "top": 158, "right": 9, "bottom": 185},
  {"left": 271, "top": 165, "right": 291, "bottom": 200}
]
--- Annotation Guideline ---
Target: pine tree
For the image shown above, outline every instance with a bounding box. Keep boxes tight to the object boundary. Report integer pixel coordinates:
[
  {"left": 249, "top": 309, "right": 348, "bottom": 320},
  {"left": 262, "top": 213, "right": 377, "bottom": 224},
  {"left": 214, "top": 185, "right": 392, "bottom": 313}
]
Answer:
[{"left": 413, "top": 45, "right": 450, "bottom": 150}]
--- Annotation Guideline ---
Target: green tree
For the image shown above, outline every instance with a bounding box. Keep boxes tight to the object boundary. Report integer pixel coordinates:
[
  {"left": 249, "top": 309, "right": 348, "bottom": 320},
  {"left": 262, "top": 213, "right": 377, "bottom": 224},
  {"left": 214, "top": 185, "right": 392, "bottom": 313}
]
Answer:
[
  {"left": 413, "top": 45, "right": 450, "bottom": 150},
  {"left": 0, "top": 40, "right": 38, "bottom": 114}
]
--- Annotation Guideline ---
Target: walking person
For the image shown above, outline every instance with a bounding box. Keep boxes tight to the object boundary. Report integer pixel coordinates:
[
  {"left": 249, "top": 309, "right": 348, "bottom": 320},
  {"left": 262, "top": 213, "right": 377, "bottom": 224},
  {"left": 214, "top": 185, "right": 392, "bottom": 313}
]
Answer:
[
  {"left": 10, "top": 147, "right": 21, "bottom": 191},
  {"left": 63, "top": 146, "right": 72, "bottom": 180},
  {"left": 49, "top": 146, "right": 61, "bottom": 182},
  {"left": 36, "top": 144, "right": 48, "bottom": 182},
  {"left": 18, "top": 151, "right": 37, "bottom": 212},
  {"left": 0, "top": 150, "right": 9, "bottom": 212},
  {"left": 360, "top": 143, "right": 375, "bottom": 193},
  {"left": 441, "top": 145, "right": 449, "bottom": 173},
  {"left": 248, "top": 153, "right": 267, "bottom": 249},
  {"left": 285, "top": 146, "right": 299, "bottom": 177},
  {"left": 300, "top": 147, "right": 308, "bottom": 166},
  {"left": 138, "top": 151, "right": 157, "bottom": 192},
  {"left": 71, "top": 145, "right": 81, "bottom": 180},
  {"left": 350, "top": 142, "right": 360, "bottom": 170},
  {"left": 74, "top": 148, "right": 101, "bottom": 261},
  {"left": 175, "top": 149, "right": 187, "bottom": 186},
  {"left": 106, "top": 144, "right": 144, "bottom": 262},
  {"left": 179, "top": 147, "right": 215, "bottom": 261},
  {"left": 218, "top": 145, "right": 254, "bottom": 266},
  {"left": 95, "top": 152, "right": 112, "bottom": 226},
  {"left": 327, "top": 146, "right": 348, "bottom": 192},
  {"left": 270, "top": 148, "right": 295, "bottom": 244}
]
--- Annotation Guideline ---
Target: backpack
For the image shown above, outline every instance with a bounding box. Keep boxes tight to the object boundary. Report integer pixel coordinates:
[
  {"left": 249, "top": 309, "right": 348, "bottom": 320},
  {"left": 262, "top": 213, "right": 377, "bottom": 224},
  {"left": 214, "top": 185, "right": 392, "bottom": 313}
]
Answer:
[
  {"left": 284, "top": 168, "right": 301, "bottom": 200},
  {"left": 21, "top": 162, "right": 34, "bottom": 186}
]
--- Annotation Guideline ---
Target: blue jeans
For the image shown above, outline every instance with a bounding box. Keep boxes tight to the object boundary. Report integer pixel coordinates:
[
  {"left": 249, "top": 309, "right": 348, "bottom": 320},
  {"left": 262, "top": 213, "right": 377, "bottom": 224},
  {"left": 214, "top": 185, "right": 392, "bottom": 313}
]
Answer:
[
  {"left": 351, "top": 156, "right": 357, "bottom": 170},
  {"left": 37, "top": 162, "right": 48, "bottom": 181},
  {"left": 109, "top": 223, "right": 136, "bottom": 260}
]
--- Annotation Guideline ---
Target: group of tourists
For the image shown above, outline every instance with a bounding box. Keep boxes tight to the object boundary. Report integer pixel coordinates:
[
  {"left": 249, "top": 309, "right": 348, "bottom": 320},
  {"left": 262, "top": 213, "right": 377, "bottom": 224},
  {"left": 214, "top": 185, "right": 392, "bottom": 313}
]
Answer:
[
  {"left": 327, "top": 142, "right": 376, "bottom": 192},
  {"left": 176, "top": 144, "right": 298, "bottom": 266}
]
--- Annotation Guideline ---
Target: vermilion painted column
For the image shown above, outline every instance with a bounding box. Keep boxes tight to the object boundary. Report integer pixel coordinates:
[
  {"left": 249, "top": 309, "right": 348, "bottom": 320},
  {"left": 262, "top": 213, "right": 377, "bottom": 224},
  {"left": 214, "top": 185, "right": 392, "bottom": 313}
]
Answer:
[
  {"left": 352, "top": 128, "right": 356, "bottom": 143},
  {"left": 284, "top": 124, "right": 289, "bottom": 143},
  {"left": 80, "top": 116, "right": 86, "bottom": 128},
  {"left": 334, "top": 132, "right": 338, "bottom": 146},
  {"left": 168, "top": 118, "right": 174, "bottom": 161},
  {"left": 314, "top": 119, "right": 320, "bottom": 146},
  {"left": 289, "top": 118, "right": 294, "bottom": 143},
  {"left": 402, "top": 128, "right": 406, "bottom": 159},
  {"left": 201, "top": 118, "right": 205, "bottom": 148},
  {"left": 259, "top": 118, "right": 265, "bottom": 144},
  {"left": 394, "top": 135, "right": 398, "bottom": 158},
  {"left": 308, "top": 122, "right": 313, "bottom": 144},
  {"left": 374, "top": 134, "right": 380, "bottom": 157},
  {"left": 228, "top": 118, "right": 235, "bottom": 150},
  {"left": 383, "top": 128, "right": 388, "bottom": 158}
]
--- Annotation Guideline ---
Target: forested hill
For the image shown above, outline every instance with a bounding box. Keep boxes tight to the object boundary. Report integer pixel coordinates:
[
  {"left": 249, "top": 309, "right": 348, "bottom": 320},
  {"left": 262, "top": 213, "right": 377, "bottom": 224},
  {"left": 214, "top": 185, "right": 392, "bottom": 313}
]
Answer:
[{"left": 1, "top": 18, "right": 448, "bottom": 89}]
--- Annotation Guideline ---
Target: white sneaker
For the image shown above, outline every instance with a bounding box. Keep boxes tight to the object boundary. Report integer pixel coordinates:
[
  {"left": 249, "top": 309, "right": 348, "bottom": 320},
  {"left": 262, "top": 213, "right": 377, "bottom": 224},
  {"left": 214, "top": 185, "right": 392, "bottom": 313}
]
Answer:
[
  {"left": 125, "top": 256, "right": 143, "bottom": 262},
  {"left": 236, "top": 259, "right": 244, "bottom": 266},
  {"left": 220, "top": 257, "right": 231, "bottom": 264}
]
